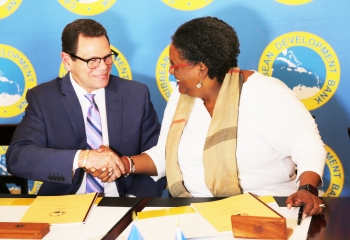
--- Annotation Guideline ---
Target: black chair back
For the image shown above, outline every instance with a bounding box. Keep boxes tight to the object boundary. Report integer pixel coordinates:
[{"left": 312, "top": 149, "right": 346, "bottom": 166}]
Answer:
[{"left": 0, "top": 124, "right": 28, "bottom": 194}]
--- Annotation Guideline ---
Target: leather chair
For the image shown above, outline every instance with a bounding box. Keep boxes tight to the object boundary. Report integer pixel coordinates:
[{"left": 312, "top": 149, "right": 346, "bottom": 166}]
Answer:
[
  {"left": 0, "top": 176, "right": 10, "bottom": 194},
  {"left": 0, "top": 124, "right": 28, "bottom": 194}
]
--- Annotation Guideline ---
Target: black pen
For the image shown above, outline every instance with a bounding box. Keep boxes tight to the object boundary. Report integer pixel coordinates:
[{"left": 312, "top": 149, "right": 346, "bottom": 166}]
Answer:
[{"left": 297, "top": 205, "right": 304, "bottom": 225}]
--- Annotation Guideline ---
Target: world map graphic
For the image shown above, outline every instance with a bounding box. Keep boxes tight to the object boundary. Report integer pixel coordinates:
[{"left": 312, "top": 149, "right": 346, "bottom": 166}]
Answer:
[
  {"left": 0, "top": 59, "right": 24, "bottom": 107},
  {"left": 272, "top": 47, "right": 325, "bottom": 99}
]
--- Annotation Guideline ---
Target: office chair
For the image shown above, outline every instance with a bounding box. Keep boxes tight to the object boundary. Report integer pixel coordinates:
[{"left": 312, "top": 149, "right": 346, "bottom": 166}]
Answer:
[
  {"left": 0, "top": 176, "right": 10, "bottom": 194},
  {"left": 0, "top": 124, "right": 28, "bottom": 194}
]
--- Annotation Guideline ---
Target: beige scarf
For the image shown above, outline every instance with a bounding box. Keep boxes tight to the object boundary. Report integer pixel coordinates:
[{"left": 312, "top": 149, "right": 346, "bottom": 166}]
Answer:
[{"left": 166, "top": 68, "right": 243, "bottom": 197}]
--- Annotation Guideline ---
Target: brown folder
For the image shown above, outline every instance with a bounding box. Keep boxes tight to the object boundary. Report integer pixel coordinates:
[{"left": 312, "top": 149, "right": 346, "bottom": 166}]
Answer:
[
  {"left": 0, "top": 222, "right": 50, "bottom": 239},
  {"left": 230, "top": 193, "right": 293, "bottom": 239},
  {"left": 231, "top": 215, "right": 291, "bottom": 239}
]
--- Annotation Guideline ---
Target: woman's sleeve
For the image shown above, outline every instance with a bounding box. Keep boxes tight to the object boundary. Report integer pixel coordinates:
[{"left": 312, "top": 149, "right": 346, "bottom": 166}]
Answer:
[{"left": 144, "top": 87, "right": 181, "bottom": 180}]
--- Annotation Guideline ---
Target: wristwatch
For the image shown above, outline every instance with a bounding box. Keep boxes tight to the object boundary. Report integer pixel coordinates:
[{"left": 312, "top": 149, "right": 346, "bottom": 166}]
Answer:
[{"left": 298, "top": 184, "right": 318, "bottom": 196}]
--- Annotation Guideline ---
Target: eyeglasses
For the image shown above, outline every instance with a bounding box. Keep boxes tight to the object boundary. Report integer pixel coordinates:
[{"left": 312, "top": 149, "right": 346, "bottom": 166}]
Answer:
[
  {"left": 169, "top": 62, "right": 194, "bottom": 74},
  {"left": 69, "top": 49, "right": 119, "bottom": 69}
]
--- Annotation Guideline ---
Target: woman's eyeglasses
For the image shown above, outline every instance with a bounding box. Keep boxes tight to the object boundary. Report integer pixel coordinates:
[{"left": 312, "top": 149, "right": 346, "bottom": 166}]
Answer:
[{"left": 169, "top": 62, "right": 195, "bottom": 74}]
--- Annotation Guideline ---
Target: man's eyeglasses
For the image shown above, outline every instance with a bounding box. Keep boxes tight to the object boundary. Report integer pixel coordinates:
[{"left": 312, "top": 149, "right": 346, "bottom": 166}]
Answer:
[
  {"left": 69, "top": 49, "right": 119, "bottom": 69},
  {"left": 169, "top": 62, "right": 194, "bottom": 74}
]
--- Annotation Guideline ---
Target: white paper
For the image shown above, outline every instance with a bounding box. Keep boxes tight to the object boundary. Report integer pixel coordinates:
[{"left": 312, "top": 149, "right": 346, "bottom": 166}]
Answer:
[
  {"left": 0, "top": 205, "right": 130, "bottom": 240},
  {"left": 270, "top": 203, "right": 311, "bottom": 240},
  {"left": 0, "top": 206, "right": 29, "bottom": 222},
  {"left": 118, "top": 204, "right": 311, "bottom": 240}
]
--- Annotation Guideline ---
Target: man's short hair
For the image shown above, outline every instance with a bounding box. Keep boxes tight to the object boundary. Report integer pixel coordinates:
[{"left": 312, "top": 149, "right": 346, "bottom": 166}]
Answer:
[{"left": 61, "top": 19, "right": 110, "bottom": 55}]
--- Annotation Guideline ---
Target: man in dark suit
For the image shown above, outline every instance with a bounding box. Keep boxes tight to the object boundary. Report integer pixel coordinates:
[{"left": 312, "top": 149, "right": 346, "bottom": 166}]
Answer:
[{"left": 6, "top": 19, "right": 165, "bottom": 197}]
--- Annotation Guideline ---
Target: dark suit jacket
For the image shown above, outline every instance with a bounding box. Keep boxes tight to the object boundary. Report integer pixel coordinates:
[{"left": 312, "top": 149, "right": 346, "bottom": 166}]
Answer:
[{"left": 6, "top": 74, "right": 165, "bottom": 197}]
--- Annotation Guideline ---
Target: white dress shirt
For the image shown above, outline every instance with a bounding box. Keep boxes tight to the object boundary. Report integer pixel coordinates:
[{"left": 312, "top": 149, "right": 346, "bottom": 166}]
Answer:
[{"left": 70, "top": 73, "right": 119, "bottom": 196}]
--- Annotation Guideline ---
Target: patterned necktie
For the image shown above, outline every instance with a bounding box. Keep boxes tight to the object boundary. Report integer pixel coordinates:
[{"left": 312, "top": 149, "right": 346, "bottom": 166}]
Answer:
[{"left": 84, "top": 93, "right": 104, "bottom": 194}]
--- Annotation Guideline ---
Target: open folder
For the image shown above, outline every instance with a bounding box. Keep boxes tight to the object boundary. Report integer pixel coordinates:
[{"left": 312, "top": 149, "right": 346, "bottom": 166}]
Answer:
[
  {"left": 191, "top": 193, "right": 281, "bottom": 232},
  {"left": 20, "top": 193, "right": 98, "bottom": 224},
  {"left": 132, "top": 194, "right": 306, "bottom": 239}
]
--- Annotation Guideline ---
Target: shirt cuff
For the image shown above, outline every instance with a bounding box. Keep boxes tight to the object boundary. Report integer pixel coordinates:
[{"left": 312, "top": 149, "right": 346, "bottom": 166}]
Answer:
[
  {"left": 143, "top": 149, "right": 166, "bottom": 181},
  {"left": 73, "top": 150, "right": 81, "bottom": 171}
]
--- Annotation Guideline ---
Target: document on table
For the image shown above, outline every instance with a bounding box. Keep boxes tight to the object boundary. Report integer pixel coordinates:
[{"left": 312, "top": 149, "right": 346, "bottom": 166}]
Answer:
[
  {"left": 21, "top": 193, "right": 98, "bottom": 224},
  {"left": 0, "top": 205, "right": 132, "bottom": 240},
  {"left": 117, "top": 196, "right": 311, "bottom": 240},
  {"left": 119, "top": 208, "right": 222, "bottom": 240},
  {"left": 191, "top": 193, "right": 281, "bottom": 232}
]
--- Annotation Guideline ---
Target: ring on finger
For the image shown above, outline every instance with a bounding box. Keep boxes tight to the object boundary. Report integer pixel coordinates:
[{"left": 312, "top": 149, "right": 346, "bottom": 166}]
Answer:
[{"left": 319, "top": 203, "right": 326, "bottom": 212}]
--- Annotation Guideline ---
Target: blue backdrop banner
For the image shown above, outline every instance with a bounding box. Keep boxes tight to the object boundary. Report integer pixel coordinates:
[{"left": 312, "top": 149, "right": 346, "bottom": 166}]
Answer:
[{"left": 0, "top": 0, "right": 349, "bottom": 196}]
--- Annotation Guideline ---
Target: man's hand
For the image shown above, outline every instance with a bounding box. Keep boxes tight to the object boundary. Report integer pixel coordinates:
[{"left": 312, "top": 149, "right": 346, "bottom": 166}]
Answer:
[
  {"left": 79, "top": 146, "right": 126, "bottom": 182},
  {"left": 286, "top": 190, "right": 325, "bottom": 218}
]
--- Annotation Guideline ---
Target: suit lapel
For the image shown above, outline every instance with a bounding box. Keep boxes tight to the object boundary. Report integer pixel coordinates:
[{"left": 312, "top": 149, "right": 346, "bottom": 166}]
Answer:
[
  {"left": 105, "top": 78, "right": 123, "bottom": 194},
  {"left": 105, "top": 78, "right": 123, "bottom": 153},
  {"left": 60, "top": 74, "right": 87, "bottom": 148}
]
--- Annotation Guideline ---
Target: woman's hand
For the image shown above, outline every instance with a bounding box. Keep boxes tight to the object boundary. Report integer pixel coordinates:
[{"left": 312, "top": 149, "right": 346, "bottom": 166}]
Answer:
[
  {"left": 286, "top": 190, "right": 325, "bottom": 218},
  {"left": 286, "top": 171, "right": 325, "bottom": 218}
]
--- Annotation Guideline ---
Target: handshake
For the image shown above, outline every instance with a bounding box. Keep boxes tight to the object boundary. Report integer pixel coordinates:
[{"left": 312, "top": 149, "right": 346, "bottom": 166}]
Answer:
[{"left": 78, "top": 145, "right": 130, "bottom": 183}]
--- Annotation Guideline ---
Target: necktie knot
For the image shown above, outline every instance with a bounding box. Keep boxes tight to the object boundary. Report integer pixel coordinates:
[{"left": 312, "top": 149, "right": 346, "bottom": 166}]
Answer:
[{"left": 85, "top": 93, "right": 96, "bottom": 103}]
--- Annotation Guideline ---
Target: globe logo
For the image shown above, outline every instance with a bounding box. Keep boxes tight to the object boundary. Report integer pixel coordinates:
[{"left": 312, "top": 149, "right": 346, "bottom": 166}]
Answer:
[
  {"left": 259, "top": 32, "right": 340, "bottom": 110},
  {"left": 0, "top": 64, "right": 24, "bottom": 107},
  {"left": 0, "top": 44, "right": 37, "bottom": 118},
  {"left": 272, "top": 46, "right": 325, "bottom": 101}
]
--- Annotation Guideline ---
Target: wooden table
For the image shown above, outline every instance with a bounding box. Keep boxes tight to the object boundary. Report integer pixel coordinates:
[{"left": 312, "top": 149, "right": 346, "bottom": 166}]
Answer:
[
  {"left": 308, "top": 197, "right": 350, "bottom": 239},
  {"left": 266, "top": 197, "right": 349, "bottom": 240},
  {"left": 104, "top": 196, "right": 350, "bottom": 240},
  {"left": 1, "top": 195, "right": 349, "bottom": 239}
]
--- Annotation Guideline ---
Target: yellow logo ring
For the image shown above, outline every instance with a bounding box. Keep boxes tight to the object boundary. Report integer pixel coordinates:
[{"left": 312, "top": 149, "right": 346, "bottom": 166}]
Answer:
[
  {"left": 258, "top": 32, "right": 340, "bottom": 111},
  {"left": 155, "top": 45, "right": 172, "bottom": 101},
  {"left": 58, "top": 0, "right": 117, "bottom": 16},
  {"left": 29, "top": 181, "right": 43, "bottom": 194},
  {"left": 0, "top": 44, "right": 37, "bottom": 118},
  {"left": 0, "top": 146, "right": 8, "bottom": 155},
  {"left": 322, "top": 145, "right": 344, "bottom": 197},
  {"left": 275, "top": 0, "right": 312, "bottom": 5},
  {"left": 0, "top": 0, "right": 22, "bottom": 19},
  {"left": 162, "top": 0, "right": 213, "bottom": 11}
]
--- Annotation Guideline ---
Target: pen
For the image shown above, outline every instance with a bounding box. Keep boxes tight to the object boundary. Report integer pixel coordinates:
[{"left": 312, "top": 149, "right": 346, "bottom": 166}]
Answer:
[{"left": 297, "top": 206, "right": 304, "bottom": 225}]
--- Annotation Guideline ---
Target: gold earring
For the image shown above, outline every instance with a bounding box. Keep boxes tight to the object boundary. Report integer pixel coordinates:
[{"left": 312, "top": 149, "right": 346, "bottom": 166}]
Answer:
[{"left": 197, "top": 77, "right": 203, "bottom": 88}]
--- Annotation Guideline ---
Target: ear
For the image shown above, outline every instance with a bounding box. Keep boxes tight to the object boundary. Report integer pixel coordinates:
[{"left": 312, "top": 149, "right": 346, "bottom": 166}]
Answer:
[
  {"left": 61, "top": 52, "right": 72, "bottom": 71},
  {"left": 199, "top": 63, "right": 208, "bottom": 78}
]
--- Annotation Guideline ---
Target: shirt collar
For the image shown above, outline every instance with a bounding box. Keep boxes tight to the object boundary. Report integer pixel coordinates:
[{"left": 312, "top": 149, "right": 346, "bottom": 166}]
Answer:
[{"left": 69, "top": 72, "right": 105, "bottom": 98}]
